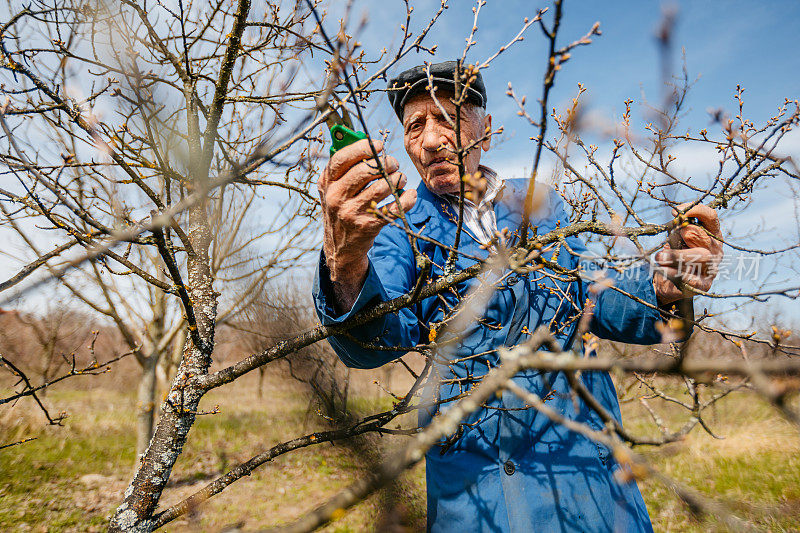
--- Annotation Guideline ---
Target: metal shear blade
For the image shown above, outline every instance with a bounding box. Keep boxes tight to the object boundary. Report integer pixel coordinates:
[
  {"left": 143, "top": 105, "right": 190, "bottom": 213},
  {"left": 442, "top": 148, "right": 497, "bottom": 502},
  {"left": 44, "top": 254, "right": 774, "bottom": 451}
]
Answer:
[{"left": 324, "top": 103, "right": 354, "bottom": 132}]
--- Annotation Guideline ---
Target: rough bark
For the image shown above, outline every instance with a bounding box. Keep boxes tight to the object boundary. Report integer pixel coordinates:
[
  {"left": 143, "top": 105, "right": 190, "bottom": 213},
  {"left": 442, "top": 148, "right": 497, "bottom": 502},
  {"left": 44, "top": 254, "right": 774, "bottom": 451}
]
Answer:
[{"left": 109, "top": 206, "right": 216, "bottom": 532}]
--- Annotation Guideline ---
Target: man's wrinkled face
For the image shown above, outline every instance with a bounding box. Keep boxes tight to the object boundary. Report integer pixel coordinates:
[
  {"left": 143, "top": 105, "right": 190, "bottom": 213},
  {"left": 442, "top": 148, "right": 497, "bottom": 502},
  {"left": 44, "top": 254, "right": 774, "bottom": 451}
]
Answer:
[{"left": 402, "top": 91, "right": 492, "bottom": 195}]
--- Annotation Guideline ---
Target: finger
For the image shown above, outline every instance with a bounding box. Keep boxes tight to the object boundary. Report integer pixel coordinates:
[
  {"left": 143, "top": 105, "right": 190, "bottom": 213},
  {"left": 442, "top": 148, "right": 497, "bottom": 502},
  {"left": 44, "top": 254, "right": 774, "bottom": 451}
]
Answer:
[
  {"left": 683, "top": 204, "right": 721, "bottom": 237},
  {"left": 326, "top": 138, "right": 385, "bottom": 183},
  {"left": 358, "top": 188, "right": 418, "bottom": 226},
  {"left": 384, "top": 188, "right": 417, "bottom": 219},
  {"left": 655, "top": 247, "right": 714, "bottom": 269},
  {"left": 680, "top": 224, "right": 723, "bottom": 253},
  {"left": 656, "top": 265, "right": 711, "bottom": 294},
  {"left": 352, "top": 171, "right": 407, "bottom": 206},
  {"left": 658, "top": 248, "right": 720, "bottom": 279},
  {"left": 362, "top": 154, "right": 399, "bottom": 176},
  {"left": 331, "top": 158, "right": 400, "bottom": 199},
  {"left": 655, "top": 246, "right": 684, "bottom": 266},
  {"left": 359, "top": 155, "right": 400, "bottom": 185},
  {"left": 654, "top": 272, "right": 684, "bottom": 303},
  {"left": 340, "top": 185, "right": 415, "bottom": 232},
  {"left": 673, "top": 202, "right": 721, "bottom": 237}
]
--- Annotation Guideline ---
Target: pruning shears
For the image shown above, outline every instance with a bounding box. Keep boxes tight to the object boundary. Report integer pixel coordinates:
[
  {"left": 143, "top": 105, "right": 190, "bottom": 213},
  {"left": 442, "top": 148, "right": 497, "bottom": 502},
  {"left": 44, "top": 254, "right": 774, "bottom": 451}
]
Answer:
[
  {"left": 324, "top": 101, "right": 367, "bottom": 157},
  {"left": 667, "top": 215, "right": 702, "bottom": 249},
  {"left": 319, "top": 89, "right": 404, "bottom": 200}
]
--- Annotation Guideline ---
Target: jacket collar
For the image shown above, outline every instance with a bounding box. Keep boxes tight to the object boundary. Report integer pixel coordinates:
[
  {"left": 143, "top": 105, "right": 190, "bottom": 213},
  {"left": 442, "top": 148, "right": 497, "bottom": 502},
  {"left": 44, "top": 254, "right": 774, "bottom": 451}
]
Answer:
[
  {"left": 406, "top": 173, "right": 531, "bottom": 230},
  {"left": 406, "top": 179, "right": 450, "bottom": 227}
]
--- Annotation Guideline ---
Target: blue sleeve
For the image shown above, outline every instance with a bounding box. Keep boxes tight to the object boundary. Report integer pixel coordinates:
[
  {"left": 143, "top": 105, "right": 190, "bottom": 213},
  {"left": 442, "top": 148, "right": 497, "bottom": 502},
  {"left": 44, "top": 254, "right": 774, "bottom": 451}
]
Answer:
[
  {"left": 587, "top": 263, "right": 665, "bottom": 345},
  {"left": 544, "top": 187, "right": 665, "bottom": 345},
  {"left": 312, "top": 225, "right": 421, "bottom": 369}
]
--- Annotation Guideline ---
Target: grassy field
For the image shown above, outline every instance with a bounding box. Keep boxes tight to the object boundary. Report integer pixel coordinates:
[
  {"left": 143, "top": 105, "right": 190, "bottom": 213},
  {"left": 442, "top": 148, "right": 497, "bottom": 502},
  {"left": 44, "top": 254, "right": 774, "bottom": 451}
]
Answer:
[{"left": 2, "top": 373, "right": 799, "bottom": 532}]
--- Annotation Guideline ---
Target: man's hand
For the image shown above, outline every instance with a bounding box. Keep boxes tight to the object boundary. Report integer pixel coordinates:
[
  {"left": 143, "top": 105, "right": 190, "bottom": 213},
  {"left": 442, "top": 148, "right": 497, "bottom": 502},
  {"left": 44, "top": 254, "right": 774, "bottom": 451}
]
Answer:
[
  {"left": 319, "top": 138, "right": 417, "bottom": 313},
  {"left": 654, "top": 203, "right": 724, "bottom": 305}
]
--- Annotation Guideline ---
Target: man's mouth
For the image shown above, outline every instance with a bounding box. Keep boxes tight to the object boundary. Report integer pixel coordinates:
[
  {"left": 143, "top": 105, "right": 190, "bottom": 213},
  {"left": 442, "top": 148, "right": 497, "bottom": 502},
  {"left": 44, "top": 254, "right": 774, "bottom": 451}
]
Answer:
[{"left": 427, "top": 156, "right": 451, "bottom": 168}]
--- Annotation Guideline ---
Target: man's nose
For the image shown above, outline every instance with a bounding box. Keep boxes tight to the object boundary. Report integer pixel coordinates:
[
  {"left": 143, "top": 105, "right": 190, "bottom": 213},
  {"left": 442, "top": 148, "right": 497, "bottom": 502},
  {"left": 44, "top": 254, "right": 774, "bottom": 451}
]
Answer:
[{"left": 420, "top": 123, "right": 447, "bottom": 153}]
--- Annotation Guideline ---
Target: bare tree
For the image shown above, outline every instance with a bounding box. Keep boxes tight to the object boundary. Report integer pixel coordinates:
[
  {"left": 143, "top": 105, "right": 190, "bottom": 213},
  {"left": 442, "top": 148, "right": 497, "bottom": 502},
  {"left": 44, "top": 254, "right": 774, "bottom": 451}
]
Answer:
[
  {"left": 49, "top": 185, "right": 307, "bottom": 457},
  {"left": 0, "top": 303, "right": 128, "bottom": 429},
  {"left": 0, "top": 0, "right": 798, "bottom": 531},
  {"left": 237, "top": 279, "right": 350, "bottom": 418},
  {"left": 0, "top": 0, "right": 325, "bottom": 527},
  {"left": 0, "top": 303, "right": 92, "bottom": 396}
]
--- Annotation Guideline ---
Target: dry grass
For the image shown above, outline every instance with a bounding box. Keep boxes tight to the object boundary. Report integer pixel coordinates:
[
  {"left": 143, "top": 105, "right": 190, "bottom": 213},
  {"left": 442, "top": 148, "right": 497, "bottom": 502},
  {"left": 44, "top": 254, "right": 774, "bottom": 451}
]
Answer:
[
  {"left": 1, "top": 366, "right": 799, "bottom": 532},
  {"left": 632, "top": 389, "right": 800, "bottom": 532}
]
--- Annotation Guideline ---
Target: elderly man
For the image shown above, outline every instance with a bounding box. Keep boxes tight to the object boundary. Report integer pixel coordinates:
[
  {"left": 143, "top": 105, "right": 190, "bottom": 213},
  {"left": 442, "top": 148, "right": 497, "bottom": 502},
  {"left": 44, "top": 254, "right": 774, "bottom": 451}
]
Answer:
[{"left": 313, "top": 61, "right": 721, "bottom": 532}]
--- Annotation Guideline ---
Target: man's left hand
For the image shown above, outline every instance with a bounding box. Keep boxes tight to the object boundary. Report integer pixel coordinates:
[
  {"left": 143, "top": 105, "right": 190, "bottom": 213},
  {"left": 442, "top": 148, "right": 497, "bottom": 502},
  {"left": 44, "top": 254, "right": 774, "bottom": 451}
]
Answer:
[{"left": 654, "top": 203, "right": 724, "bottom": 305}]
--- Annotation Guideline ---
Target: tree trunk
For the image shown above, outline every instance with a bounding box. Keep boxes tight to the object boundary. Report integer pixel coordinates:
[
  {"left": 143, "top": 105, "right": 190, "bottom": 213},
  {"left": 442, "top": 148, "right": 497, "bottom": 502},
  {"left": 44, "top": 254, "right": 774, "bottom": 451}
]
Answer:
[
  {"left": 135, "top": 355, "right": 158, "bottom": 459},
  {"left": 257, "top": 366, "right": 265, "bottom": 399},
  {"left": 110, "top": 206, "right": 216, "bottom": 532},
  {"left": 108, "top": 3, "right": 249, "bottom": 525},
  {"left": 136, "top": 293, "right": 166, "bottom": 460}
]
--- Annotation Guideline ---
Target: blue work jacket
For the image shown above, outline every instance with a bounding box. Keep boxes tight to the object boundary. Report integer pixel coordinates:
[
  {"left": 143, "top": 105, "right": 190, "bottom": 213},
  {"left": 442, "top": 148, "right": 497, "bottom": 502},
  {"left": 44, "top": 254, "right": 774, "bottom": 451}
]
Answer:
[{"left": 313, "top": 178, "right": 663, "bottom": 532}]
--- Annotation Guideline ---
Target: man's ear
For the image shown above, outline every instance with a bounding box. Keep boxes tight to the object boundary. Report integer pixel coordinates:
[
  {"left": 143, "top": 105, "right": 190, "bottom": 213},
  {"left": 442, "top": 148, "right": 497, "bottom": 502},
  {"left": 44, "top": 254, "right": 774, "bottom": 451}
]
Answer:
[{"left": 481, "top": 113, "right": 492, "bottom": 152}]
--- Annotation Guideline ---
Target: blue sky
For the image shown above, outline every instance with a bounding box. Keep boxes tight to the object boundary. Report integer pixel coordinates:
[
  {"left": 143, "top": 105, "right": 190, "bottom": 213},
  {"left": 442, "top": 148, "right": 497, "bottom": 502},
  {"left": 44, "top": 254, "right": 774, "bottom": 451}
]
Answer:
[
  {"left": 1, "top": 0, "right": 796, "bottom": 326},
  {"left": 346, "top": 0, "right": 799, "bottom": 172},
  {"left": 328, "top": 0, "right": 800, "bottom": 326}
]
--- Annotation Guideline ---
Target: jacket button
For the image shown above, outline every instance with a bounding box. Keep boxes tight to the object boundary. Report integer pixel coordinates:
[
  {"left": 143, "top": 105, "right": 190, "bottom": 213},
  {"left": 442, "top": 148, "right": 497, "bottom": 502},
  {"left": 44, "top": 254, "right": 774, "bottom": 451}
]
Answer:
[{"left": 503, "top": 460, "right": 515, "bottom": 476}]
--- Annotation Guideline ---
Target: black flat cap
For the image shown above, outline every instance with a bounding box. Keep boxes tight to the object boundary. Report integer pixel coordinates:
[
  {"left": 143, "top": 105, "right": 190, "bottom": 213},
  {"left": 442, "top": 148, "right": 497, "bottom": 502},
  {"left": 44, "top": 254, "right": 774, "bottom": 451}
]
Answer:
[{"left": 387, "top": 60, "right": 487, "bottom": 120}]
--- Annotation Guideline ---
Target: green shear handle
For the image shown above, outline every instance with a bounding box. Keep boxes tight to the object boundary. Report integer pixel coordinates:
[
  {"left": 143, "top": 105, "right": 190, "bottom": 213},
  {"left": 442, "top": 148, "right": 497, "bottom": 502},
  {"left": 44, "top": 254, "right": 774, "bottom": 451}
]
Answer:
[
  {"left": 329, "top": 124, "right": 367, "bottom": 156},
  {"left": 324, "top": 100, "right": 367, "bottom": 156}
]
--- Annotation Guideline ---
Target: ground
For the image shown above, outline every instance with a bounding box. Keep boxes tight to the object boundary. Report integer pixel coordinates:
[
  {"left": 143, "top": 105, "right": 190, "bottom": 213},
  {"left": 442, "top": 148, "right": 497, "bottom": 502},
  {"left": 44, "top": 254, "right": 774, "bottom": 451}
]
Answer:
[{"left": 2, "top": 370, "right": 799, "bottom": 532}]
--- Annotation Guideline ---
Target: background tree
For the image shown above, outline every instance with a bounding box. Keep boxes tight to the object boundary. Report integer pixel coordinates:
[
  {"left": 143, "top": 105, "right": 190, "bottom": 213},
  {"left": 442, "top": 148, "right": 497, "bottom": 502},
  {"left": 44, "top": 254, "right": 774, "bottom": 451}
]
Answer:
[
  {"left": 238, "top": 282, "right": 350, "bottom": 417},
  {"left": 0, "top": 303, "right": 92, "bottom": 397},
  {"left": 0, "top": 0, "right": 798, "bottom": 531}
]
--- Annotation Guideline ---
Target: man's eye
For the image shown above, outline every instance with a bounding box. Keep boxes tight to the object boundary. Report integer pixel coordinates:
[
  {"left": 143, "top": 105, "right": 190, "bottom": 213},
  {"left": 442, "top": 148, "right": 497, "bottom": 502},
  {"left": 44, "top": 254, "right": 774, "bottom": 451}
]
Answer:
[{"left": 406, "top": 123, "right": 422, "bottom": 133}]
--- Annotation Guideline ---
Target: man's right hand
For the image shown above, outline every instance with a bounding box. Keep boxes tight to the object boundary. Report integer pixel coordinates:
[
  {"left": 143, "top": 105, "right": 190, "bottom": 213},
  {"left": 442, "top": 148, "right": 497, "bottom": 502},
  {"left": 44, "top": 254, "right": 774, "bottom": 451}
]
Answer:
[{"left": 318, "top": 138, "right": 417, "bottom": 313}]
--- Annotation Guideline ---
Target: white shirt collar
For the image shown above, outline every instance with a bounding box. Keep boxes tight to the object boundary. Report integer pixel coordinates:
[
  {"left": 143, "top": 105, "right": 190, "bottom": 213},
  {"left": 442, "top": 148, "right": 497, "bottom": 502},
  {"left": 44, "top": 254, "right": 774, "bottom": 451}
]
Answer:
[{"left": 443, "top": 165, "right": 503, "bottom": 208}]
